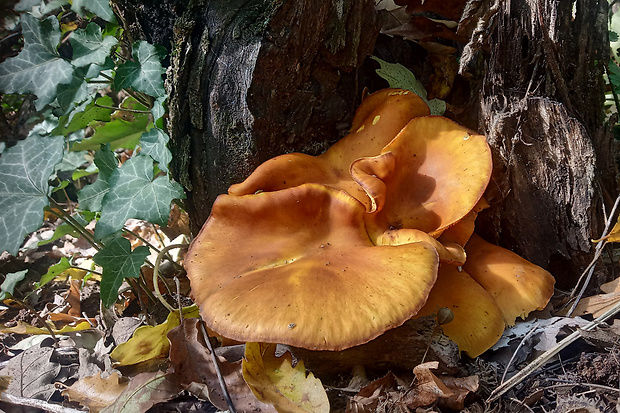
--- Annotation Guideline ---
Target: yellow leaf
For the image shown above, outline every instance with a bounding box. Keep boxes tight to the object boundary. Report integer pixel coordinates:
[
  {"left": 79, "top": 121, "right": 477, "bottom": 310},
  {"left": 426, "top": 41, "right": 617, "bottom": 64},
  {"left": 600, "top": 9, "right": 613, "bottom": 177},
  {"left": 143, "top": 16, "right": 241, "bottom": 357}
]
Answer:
[
  {"left": 242, "top": 343, "right": 329, "bottom": 413},
  {"left": 110, "top": 306, "right": 199, "bottom": 366},
  {"left": 62, "top": 372, "right": 127, "bottom": 413},
  {"left": 0, "top": 321, "right": 92, "bottom": 335},
  {"left": 593, "top": 219, "right": 620, "bottom": 243}
]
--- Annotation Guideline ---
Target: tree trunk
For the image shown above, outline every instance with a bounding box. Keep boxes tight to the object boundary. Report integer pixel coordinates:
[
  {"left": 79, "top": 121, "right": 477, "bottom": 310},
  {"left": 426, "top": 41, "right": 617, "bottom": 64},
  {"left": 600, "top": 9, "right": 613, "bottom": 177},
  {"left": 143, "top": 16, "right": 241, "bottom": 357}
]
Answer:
[
  {"left": 459, "top": 0, "right": 617, "bottom": 287},
  {"left": 113, "top": 0, "right": 380, "bottom": 234},
  {"left": 112, "top": 0, "right": 617, "bottom": 287}
]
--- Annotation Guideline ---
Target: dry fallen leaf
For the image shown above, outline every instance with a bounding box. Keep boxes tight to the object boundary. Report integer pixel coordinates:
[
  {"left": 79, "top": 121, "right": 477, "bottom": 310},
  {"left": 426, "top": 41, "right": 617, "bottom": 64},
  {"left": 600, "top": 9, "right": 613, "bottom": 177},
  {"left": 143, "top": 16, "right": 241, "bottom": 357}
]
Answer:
[
  {"left": 242, "top": 342, "right": 329, "bottom": 413},
  {"left": 572, "top": 277, "right": 620, "bottom": 318},
  {"left": 100, "top": 372, "right": 182, "bottom": 413},
  {"left": 0, "top": 320, "right": 93, "bottom": 335},
  {"left": 167, "top": 318, "right": 275, "bottom": 412},
  {"left": 110, "top": 306, "right": 199, "bottom": 366},
  {"left": 347, "top": 362, "right": 478, "bottom": 412},
  {"left": 62, "top": 372, "right": 128, "bottom": 413}
]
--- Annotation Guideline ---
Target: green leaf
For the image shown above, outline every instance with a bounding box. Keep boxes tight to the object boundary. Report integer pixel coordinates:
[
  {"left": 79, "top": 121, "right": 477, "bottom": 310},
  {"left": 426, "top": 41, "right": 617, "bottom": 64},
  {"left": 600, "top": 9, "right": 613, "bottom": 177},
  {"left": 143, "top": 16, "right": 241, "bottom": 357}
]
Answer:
[
  {"left": 77, "top": 145, "right": 118, "bottom": 212},
  {"left": 370, "top": 56, "right": 445, "bottom": 116},
  {"left": 71, "top": 98, "right": 151, "bottom": 151},
  {"left": 0, "top": 133, "right": 64, "bottom": 256},
  {"left": 72, "top": 162, "right": 98, "bottom": 180},
  {"left": 0, "top": 14, "right": 75, "bottom": 110},
  {"left": 93, "top": 236, "right": 149, "bottom": 307},
  {"left": 72, "top": 0, "right": 116, "bottom": 22},
  {"left": 54, "top": 95, "right": 114, "bottom": 137},
  {"left": 609, "top": 60, "right": 620, "bottom": 95},
  {"left": 36, "top": 257, "right": 71, "bottom": 288},
  {"left": 71, "top": 23, "right": 118, "bottom": 67},
  {"left": 51, "top": 180, "right": 70, "bottom": 193},
  {"left": 0, "top": 270, "right": 28, "bottom": 301},
  {"left": 55, "top": 66, "right": 90, "bottom": 115},
  {"left": 139, "top": 128, "right": 171, "bottom": 173},
  {"left": 37, "top": 223, "right": 80, "bottom": 246},
  {"left": 55, "top": 150, "right": 89, "bottom": 172},
  {"left": 611, "top": 31, "right": 619, "bottom": 43},
  {"left": 115, "top": 41, "right": 166, "bottom": 98},
  {"left": 94, "top": 156, "right": 185, "bottom": 240}
]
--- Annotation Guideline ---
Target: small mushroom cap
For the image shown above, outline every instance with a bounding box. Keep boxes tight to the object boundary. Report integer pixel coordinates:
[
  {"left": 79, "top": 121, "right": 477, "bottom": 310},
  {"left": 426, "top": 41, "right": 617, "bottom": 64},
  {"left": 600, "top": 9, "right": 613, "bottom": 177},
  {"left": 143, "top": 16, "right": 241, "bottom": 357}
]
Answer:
[
  {"left": 354, "top": 116, "right": 492, "bottom": 239},
  {"left": 463, "top": 234, "right": 555, "bottom": 325},
  {"left": 186, "top": 184, "right": 440, "bottom": 351},
  {"left": 228, "top": 89, "right": 429, "bottom": 210},
  {"left": 438, "top": 197, "right": 490, "bottom": 246},
  {"left": 414, "top": 264, "right": 505, "bottom": 358},
  {"left": 376, "top": 228, "right": 466, "bottom": 265}
]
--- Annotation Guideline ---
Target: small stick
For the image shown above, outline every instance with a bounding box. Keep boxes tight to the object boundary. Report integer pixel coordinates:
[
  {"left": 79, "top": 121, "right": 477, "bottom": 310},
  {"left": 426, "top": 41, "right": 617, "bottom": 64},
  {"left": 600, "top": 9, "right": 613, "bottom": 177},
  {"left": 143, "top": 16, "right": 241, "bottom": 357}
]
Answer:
[
  {"left": 566, "top": 192, "right": 620, "bottom": 315},
  {"left": 152, "top": 244, "right": 188, "bottom": 313},
  {"left": 0, "top": 392, "right": 86, "bottom": 413},
  {"left": 488, "top": 299, "right": 620, "bottom": 402},
  {"left": 198, "top": 321, "right": 237, "bottom": 413}
]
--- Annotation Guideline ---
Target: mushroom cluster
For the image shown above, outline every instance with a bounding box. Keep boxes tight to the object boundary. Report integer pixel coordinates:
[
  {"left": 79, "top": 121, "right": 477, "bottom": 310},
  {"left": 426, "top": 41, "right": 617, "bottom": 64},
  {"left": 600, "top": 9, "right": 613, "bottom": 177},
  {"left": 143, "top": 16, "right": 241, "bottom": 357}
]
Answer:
[{"left": 185, "top": 88, "right": 555, "bottom": 357}]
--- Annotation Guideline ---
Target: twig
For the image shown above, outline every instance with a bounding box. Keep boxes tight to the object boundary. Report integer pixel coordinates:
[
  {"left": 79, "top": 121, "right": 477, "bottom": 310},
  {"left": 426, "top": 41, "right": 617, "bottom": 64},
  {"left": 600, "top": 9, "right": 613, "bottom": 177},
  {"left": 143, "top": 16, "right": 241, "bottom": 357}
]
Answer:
[
  {"left": 501, "top": 324, "right": 540, "bottom": 384},
  {"left": 94, "top": 103, "right": 152, "bottom": 114},
  {"left": 0, "top": 392, "right": 87, "bottom": 413},
  {"left": 508, "top": 398, "right": 535, "bottom": 413},
  {"left": 566, "top": 191, "right": 620, "bottom": 316},
  {"left": 198, "top": 320, "right": 237, "bottom": 413},
  {"left": 487, "top": 299, "right": 620, "bottom": 402},
  {"left": 152, "top": 244, "right": 188, "bottom": 313},
  {"left": 544, "top": 382, "right": 620, "bottom": 393}
]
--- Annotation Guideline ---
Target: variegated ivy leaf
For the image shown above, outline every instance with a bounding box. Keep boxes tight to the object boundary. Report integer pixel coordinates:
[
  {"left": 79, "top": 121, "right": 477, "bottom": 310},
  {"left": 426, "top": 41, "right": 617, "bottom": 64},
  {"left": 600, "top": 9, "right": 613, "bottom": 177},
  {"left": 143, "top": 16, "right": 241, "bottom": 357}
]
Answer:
[
  {"left": 77, "top": 145, "right": 118, "bottom": 212},
  {"left": 72, "top": 0, "right": 116, "bottom": 23},
  {"left": 0, "top": 13, "right": 75, "bottom": 110},
  {"left": 94, "top": 155, "right": 185, "bottom": 240},
  {"left": 0, "top": 132, "right": 64, "bottom": 255},
  {"left": 70, "top": 23, "right": 118, "bottom": 67},
  {"left": 139, "top": 128, "right": 172, "bottom": 173},
  {"left": 115, "top": 41, "right": 167, "bottom": 98}
]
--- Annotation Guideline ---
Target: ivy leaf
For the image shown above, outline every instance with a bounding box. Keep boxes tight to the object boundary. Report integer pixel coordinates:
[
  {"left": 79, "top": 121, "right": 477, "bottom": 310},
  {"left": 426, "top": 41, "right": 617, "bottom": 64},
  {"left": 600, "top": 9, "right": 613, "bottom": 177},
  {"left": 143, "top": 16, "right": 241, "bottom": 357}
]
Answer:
[
  {"left": 94, "top": 156, "right": 185, "bottom": 240},
  {"left": 115, "top": 41, "right": 166, "bottom": 98},
  {"left": 371, "top": 56, "right": 446, "bottom": 116},
  {"left": 36, "top": 257, "right": 71, "bottom": 289},
  {"left": 71, "top": 98, "right": 151, "bottom": 151},
  {"left": 71, "top": 0, "right": 116, "bottom": 22},
  {"left": 93, "top": 235, "right": 149, "bottom": 307},
  {"left": 77, "top": 145, "right": 117, "bottom": 212},
  {"left": 54, "top": 95, "right": 114, "bottom": 137},
  {"left": 0, "top": 13, "right": 75, "bottom": 110},
  {"left": 139, "top": 128, "right": 172, "bottom": 173},
  {"left": 0, "top": 133, "right": 64, "bottom": 256},
  {"left": 0, "top": 270, "right": 28, "bottom": 300},
  {"left": 71, "top": 23, "right": 118, "bottom": 67}
]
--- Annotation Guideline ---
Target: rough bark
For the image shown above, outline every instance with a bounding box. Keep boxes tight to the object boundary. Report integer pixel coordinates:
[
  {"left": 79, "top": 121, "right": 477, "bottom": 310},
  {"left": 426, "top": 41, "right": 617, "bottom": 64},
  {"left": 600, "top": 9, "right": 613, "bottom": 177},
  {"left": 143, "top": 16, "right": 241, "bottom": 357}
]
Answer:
[
  {"left": 114, "top": 0, "right": 380, "bottom": 234},
  {"left": 461, "top": 0, "right": 617, "bottom": 287}
]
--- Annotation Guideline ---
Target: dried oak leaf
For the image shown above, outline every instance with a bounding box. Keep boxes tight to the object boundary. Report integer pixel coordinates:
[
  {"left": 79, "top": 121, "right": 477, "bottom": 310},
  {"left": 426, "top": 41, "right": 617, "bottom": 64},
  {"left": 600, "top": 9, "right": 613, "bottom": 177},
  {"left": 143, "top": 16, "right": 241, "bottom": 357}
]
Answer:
[
  {"left": 167, "top": 318, "right": 275, "bottom": 412},
  {"left": 62, "top": 372, "right": 128, "bottom": 413}
]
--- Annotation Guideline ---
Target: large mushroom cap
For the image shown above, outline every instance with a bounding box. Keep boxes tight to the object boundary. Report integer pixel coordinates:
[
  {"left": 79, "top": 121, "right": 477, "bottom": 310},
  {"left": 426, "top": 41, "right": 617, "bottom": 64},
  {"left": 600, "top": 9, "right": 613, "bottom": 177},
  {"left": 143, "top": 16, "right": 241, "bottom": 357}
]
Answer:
[
  {"left": 414, "top": 265, "right": 505, "bottom": 358},
  {"left": 463, "top": 234, "right": 555, "bottom": 325},
  {"left": 353, "top": 116, "right": 493, "bottom": 241},
  {"left": 228, "top": 89, "right": 430, "bottom": 210},
  {"left": 185, "top": 184, "right": 440, "bottom": 351}
]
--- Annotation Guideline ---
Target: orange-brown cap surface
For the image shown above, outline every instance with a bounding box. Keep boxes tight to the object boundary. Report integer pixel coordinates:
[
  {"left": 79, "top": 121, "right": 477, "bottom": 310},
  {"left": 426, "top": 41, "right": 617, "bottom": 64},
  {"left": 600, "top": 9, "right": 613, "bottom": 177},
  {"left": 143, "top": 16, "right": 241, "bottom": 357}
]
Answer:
[
  {"left": 463, "top": 234, "right": 555, "bottom": 325},
  {"left": 355, "top": 116, "right": 493, "bottom": 241},
  {"left": 414, "top": 264, "right": 505, "bottom": 358},
  {"left": 185, "top": 184, "right": 440, "bottom": 351},
  {"left": 228, "top": 89, "right": 429, "bottom": 210}
]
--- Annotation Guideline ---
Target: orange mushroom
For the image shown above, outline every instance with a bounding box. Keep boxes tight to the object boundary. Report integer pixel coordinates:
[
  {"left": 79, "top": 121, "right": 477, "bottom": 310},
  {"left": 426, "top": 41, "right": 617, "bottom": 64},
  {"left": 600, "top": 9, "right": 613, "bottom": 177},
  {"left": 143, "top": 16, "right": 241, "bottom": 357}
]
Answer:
[
  {"left": 352, "top": 116, "right": 492, "bottom": 241},
  {"left": 463, "top": 234, "right": 555, "bottom": 326},
  {"left": 415, "top": 265, "right": 505, "bottom": 358},
  {"left": 185, "top": 183, "right": 440, "bottom": 351},
  {"left": 228, "top": 89, "right": 430, "bottom": 210}
]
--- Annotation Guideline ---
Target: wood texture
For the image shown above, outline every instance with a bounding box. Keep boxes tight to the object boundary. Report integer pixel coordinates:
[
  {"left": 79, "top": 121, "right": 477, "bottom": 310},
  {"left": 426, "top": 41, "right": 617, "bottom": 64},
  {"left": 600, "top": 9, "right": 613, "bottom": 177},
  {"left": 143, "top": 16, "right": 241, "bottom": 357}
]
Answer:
[{"left": 462, "top": 0, "right": 617, "bottom": 287}]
